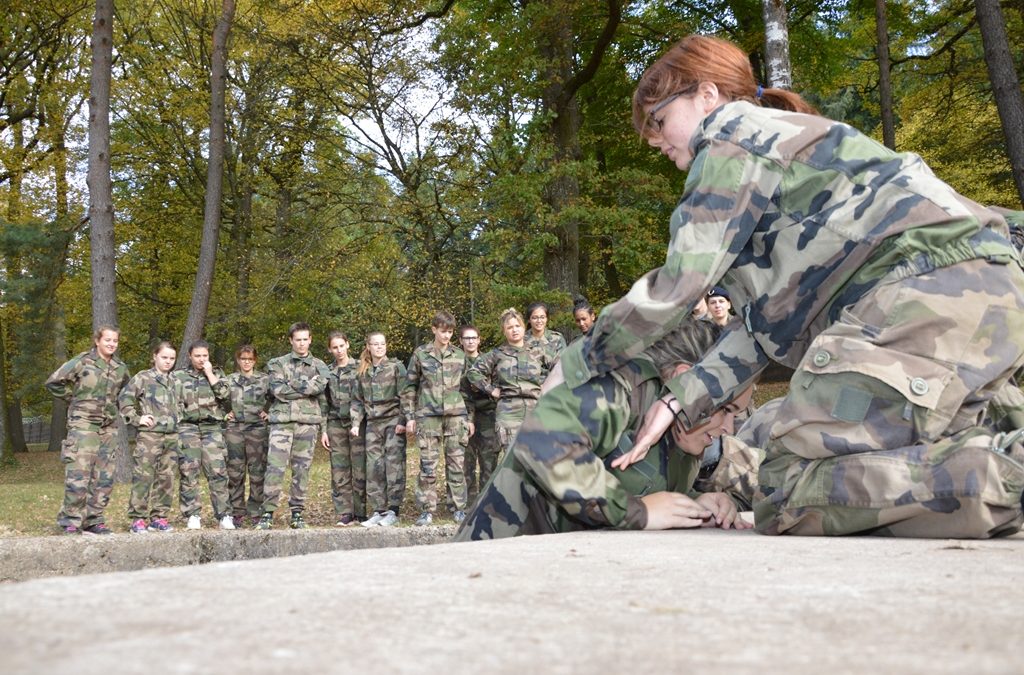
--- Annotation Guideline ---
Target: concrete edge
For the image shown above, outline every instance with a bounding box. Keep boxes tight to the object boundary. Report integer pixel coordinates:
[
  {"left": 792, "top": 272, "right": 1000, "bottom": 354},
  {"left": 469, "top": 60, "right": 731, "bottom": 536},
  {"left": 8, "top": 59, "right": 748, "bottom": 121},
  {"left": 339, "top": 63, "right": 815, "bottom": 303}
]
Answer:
[{"left": 0, "top": 525, "right": 457, "bottom": 583}]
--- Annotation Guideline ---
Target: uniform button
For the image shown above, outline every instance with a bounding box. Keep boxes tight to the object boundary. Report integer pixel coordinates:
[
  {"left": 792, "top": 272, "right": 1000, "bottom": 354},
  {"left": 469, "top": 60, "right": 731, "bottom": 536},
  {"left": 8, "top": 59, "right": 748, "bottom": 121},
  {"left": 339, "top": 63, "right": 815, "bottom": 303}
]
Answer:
[
  {"left": 910, "top": 378, "right": 929, "bottom": 396},
  {"left": 575, "top": 371, "right": 584, "bottom": 379},
  {"left": 812, "top": 351, "right": 831, "bottom": 367}
]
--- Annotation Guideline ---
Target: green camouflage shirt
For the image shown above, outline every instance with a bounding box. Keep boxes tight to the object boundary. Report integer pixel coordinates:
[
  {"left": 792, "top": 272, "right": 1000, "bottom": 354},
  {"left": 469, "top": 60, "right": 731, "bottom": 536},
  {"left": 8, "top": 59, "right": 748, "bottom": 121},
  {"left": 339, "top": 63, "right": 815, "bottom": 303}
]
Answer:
[
  {"left": 226, "top": 371, "right": 270, "bottom": 424},
  {"left": 401, "top": 342, "right": 471, "bottom": 420},
  {"left": 463, "top": 352, "right": 496, "bottom": 415},
  {"left": 351, "top": 358, "right": 406, "bottom": 426},
  {"left": 526, "top": 330, "right": 566, "bottom": 356},
  {"left": 560, "top": 100, "right": 1020, "bottom": 426},
  {"left": 466, "top": 343, "right": 556, "bottom": 422},
  {"left": 45, "top": 348, "right": 130, "bottom": 429},
  {"left": 266, "top": 352, "right": 330, "bottom": 425},
  {"left": 174, "top": 366, "right": 230, "bottom": 424},
  {"left": 119, "top": 368, "right": 181, "bottom": 433},
  {"left": 325, "top": 360, "right": 358, "bottom": 423}
]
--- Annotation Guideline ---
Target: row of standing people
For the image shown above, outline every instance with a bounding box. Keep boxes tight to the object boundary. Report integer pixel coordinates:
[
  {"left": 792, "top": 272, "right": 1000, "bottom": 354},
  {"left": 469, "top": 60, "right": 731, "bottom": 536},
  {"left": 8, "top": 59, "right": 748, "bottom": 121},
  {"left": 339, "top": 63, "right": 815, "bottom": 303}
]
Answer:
[{"left": 44, "top": 300, "right": 586, "bottom": 534}]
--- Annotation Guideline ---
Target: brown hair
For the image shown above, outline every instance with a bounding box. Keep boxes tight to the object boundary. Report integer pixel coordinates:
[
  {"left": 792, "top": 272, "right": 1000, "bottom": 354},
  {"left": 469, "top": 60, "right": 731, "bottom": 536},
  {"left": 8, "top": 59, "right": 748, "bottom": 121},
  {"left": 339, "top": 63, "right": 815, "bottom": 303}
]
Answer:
[
  {"left": 235, "top": 344, "right": 257, "bottom": 360},
  {"left": 152, "top": 340, "right": 175, "bottom": 356},
  {"left": 432, "top": 311, "right": 457, "bottom": 330},
  {"left": 632, "top": 34, "right": 816, "bottom": 139},
  {"left": 93, "top": 324, "right": 119, "bottom": 341}
]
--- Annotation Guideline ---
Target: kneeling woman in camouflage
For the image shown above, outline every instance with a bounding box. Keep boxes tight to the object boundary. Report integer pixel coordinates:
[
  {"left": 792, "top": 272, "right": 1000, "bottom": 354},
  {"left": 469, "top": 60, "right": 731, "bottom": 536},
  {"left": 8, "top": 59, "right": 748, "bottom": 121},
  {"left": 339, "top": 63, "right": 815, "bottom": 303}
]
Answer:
[
  {"left": 456, "top": 319, "right": 752, "bottom": 540},
  {"left": 558, "top": 34, "right": 1024, "bottom": 538}
]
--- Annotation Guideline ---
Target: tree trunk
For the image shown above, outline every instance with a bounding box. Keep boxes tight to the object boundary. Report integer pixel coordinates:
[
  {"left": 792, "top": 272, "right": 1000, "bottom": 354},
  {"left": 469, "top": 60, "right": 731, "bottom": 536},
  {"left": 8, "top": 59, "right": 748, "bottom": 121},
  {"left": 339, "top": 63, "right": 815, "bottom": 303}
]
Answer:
[
  {"left": 178, "top": 0, "right": 236, "bottom": 365},
  {"left": 875, "top": 0, "right": 896, "bottom": 150},
  {"left": 87, "top": 0, "right": 118, "bottom": 329},
  {"left": 762, "top": 0, "right": 792, "bottom": 89},
  {"left": 974, "top": 0, "right": 1024, "bottom": 205},
  {"left": 0, "top": 314, "right": 8, "bottom": 463}
]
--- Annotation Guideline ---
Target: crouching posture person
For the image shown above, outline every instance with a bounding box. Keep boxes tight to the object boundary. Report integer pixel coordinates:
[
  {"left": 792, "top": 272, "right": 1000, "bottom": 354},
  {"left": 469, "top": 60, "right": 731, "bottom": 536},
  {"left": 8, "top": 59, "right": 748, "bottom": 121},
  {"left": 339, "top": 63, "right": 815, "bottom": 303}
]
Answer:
[
  {"left": 455, "top": 319, "right": 752, "bottom": 540},
  {"left": 574, "top": 34, "right": 1024, "bottom": 538}
]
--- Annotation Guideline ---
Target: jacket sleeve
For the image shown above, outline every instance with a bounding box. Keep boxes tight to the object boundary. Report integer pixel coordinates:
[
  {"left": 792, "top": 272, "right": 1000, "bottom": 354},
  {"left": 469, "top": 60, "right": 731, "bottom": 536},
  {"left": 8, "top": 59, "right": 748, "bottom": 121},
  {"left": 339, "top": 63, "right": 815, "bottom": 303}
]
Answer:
[
  {"left": 466, "top": 350, "right": 495, "bottom": 395},
  {"left": 45, "top": 356, "right": 81, "bottom": 401},
  {"left": 560, "top": 137, "right": 783, "bottom": 394},
  {"left": 400, "top": 352, "right": 421, "bottom": 419},
  {"left": 118, "top": 374, "right": 142, "bottom": 427},
  {"left": 269, "top": 359, "right": 306, "bottom": 401}
]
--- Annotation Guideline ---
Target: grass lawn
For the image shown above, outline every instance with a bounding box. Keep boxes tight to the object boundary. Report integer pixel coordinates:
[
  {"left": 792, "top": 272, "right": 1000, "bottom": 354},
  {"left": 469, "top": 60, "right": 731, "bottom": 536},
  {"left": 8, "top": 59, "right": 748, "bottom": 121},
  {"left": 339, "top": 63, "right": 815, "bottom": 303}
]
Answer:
[
  {"left": 1, "top": 382, "right": 790, "bottom": 537},
  {"left": 0, "top": 442, "right": 439, "bottom": 537}
]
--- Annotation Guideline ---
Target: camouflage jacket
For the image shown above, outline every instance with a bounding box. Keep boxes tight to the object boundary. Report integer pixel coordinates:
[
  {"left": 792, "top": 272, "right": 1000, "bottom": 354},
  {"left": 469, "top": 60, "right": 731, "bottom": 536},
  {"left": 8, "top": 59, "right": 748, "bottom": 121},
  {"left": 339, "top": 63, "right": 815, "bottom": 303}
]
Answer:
[
  {"left": 351, "top": 358, "right": 406, "bottom": 427},
  {"left": 466, "top": 343, "right": 555, "bottom": 420},
  {"left": 266, "top": 352, "right": 330, "bottom": 425},
  {"left": 560, "top": 100, "right": 1021, "bottom": 426},
  {"left": 45, "top": 348, "right": 130, "bottom": 430},
  {"left": 401, "top": 342, "right": 472, "bottom": 420},
  {"left": 527, "top": 330, "right": 566, "bottom": 356},
  {"left": 226, "top": 371, "right": 270, "bottom": 425},
  {"left": 325, "top": 360, "right": 358, "bottom": 423},
  {"left": 174, "top": 366, "right": 230, "bottom": 425},
  {"left": 463, "top": 353, "right": 496, "bottom": 416},
  {"left": 119, "top": 368, "right": 181, "bottom": 433}
]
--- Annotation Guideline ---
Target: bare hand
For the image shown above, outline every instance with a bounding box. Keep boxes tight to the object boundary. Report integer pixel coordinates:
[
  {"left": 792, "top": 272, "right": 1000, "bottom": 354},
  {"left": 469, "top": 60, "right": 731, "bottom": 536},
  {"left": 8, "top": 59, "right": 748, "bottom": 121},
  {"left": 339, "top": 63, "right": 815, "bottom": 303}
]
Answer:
[
  {"left": 225, "top": 411, "right": 235, "bottom": 422},
  {"left": 468, "top": 421, "right": 475, "bottom": 438},
  {"left": 259, "top": 410, "right": 269, "bottom": 421},
  {"left": 695, "top": 492, "right": 750, "bottom": 530},
  {"left": 406, "top": 419, "right": 416, "bottom": 436},
  {"left": 139, "top": 414, "right": 155, "bottom": 428},
  {"left": 610, "top": 397, "right": 677, "bottom": 470},
  {"left": 640, "top": 492, "right": 712, "bottom": 530},
  {"left": 490, "top": 388, "right": 500, "bottom": 400},
  {"left": 320, "top": 431, "right": 330, "bottom": 449},
  {"left": 396, "top": 424, "right": 406, "bottom": 435},
  {"left": 349, "top": 425, "right": 359, "bottom": 438}
]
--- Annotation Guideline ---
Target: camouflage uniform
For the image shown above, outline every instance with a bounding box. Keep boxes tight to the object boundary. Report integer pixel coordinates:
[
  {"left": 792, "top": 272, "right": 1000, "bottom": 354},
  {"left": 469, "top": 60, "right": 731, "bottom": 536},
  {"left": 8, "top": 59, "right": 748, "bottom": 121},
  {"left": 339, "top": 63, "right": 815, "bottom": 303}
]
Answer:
[
  {"left": 351, "top": 358, "right": 407, "bottom": 515},
  {"left": 463, "top": 352, "right": 498, "bottom": 504},
  {"left": 174, "top": 366, "right": 231, "bottom": 519},
  {"left": 401, "top": 342, "right": 472, "bottom": 515},
  {"left": 527, "top": 330, "right": 566, "bottom": 357},
  {"left": 456, "top": 353, "right": 701, "bottom": 541},
  {"left": 119, "top": 368, "right": 180, "bottom": 522},
  {"left": 467, "top": 343, "right": 556, "bottom": 456},
  {"left": 559, "top": 100, "right": 1024, "bottom": 538},
  {"left": 325, "top": 360, "right": 366, "bottom": 519},
  {"left": 262, "top": 352, "right": 330, "bottom": 515},
  {"left": 225, "top": 370, "right": 270, "bottom": 520},
  {"left": 45, "top": 348, "right": 130, "bottom": 530}
]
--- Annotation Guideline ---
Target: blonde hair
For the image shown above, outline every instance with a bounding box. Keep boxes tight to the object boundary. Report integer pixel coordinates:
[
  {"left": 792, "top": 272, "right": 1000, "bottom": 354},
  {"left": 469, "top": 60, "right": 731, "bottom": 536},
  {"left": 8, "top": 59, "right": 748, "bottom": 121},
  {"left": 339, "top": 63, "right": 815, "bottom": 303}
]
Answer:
[
  {"left": 357, "top": 331, "right": 385, "bottom": 377},
  {"left": 500, "top": 308, "right": 524, "bottom": 330}
]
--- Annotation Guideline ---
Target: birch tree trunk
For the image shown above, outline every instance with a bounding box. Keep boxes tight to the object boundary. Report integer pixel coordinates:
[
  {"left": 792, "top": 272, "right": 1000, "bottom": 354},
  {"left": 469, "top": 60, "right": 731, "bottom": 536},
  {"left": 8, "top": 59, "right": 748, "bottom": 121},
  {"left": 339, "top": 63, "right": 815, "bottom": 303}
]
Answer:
[{"left": 762, "top": 0, "right": 792, "bottom": 89}]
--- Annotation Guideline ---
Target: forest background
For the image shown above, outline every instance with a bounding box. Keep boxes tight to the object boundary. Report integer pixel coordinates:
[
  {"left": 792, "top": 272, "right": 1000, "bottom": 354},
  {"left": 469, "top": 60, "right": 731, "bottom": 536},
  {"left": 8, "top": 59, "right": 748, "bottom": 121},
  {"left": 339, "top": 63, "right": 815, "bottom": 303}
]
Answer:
[{"left": 1, "top": 0, "right": 1022, "bottom": 459}]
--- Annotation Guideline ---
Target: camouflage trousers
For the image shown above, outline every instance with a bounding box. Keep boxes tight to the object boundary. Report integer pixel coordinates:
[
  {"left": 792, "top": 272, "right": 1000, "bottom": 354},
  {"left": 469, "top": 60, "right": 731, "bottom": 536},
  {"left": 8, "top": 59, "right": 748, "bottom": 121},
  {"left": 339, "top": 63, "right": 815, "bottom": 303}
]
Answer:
[
  {"left": 465, "top": 408, "right": 498, "bottom": 505},
  {"left": 414, "top": 415, "right": 469, "bottom": 514},
  {"left": 364, "top": 415, "right": 407, "bottom": 514},
  {"left": 326, "top": 419, "right": 366, "bottom": 518},
  {"left": 225, "top": 422, "right": 268, "bottom": 519},
  {"left": 494, "top": 398, "right": 538, "bottom": 455},
  {"left": 262, "top": 422, "right": 319, "bottom": 514},
  {"left": 755, "top": 258, "right": 1024, "bottom": 538},
  {"left": 57, "top": 425, "right": 117, "bottom": 529},
  {"left": 456, "top": 374, "right": 696, "bottom": 541},
  {"left": 178, "top": 423, "right": 231, "bottom": 519},
  {"left": 128, "top": 430, "right": 177, "bottom": 521}
]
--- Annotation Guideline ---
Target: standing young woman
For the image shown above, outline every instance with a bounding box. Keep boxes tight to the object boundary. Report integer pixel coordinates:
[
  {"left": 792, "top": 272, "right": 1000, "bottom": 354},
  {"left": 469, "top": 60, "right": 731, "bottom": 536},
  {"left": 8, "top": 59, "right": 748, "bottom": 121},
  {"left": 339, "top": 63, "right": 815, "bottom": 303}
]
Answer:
[
  {"left": 525, "top": 301, "right": 566, "bottom": 356},
  {"left": 468, "top": 309, "right": 557, "bottom": 458},
  {"left": 555, "top": 34, "right": 1024, "bottom": 539},
  {"left": 120, "top": 341, "right": 181, "bottom": 533},
  {"left": 572, "top": 297, "right": 597, "bottom": 336},
  {"left": 224, "top": 345, "right": 270, "bottom": 528},
  {"left": 46, "top": 325, "right": 130, "bottom": 534},
  {"left": 321, "top": 331, "right": 366, "bottom": 526},
  {"left": 350, "top": 332, "right": 407, "bottom": 527}
]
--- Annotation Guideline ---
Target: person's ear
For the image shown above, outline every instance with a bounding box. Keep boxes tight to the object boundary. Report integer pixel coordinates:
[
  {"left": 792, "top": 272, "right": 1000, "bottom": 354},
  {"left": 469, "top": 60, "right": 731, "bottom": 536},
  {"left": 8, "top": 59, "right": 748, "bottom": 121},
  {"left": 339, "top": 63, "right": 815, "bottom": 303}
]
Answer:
[{"left": 698, "top": 81, "right": 720, "bottom": 111}]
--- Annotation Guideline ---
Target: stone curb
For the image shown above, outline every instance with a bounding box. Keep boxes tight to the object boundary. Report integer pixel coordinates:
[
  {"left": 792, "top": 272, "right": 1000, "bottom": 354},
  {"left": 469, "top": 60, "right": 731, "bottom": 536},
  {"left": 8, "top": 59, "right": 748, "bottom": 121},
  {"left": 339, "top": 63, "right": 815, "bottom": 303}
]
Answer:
[{"left": 0, "top": 525, "right": 457, "bottom": 583}]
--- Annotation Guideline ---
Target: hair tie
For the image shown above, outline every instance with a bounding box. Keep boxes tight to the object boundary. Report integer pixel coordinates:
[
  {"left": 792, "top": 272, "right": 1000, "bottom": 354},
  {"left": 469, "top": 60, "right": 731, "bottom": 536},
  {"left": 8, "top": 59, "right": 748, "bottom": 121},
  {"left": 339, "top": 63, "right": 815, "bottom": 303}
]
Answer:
[{"left": 756, "top": 84, "right": 764, "bottom": 100}]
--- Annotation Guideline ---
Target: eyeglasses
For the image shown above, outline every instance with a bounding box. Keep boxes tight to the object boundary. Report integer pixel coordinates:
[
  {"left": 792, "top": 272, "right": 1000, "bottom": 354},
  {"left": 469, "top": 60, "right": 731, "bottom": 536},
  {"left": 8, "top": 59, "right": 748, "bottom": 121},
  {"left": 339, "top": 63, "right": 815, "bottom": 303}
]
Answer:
[
  {"left": 461, "top": 336, "right": 479, "bottom": 341},
  {"left": 647, "top": 84, "right": 698, "bottom": 133},
  {"left": 238, "top": 357, "right": 255, "bottom": 362}
]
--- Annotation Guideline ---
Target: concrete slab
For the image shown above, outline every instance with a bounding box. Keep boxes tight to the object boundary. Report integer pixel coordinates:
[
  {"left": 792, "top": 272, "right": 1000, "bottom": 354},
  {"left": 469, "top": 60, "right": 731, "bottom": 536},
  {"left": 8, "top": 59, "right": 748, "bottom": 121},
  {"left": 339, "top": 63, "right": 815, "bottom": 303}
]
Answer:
[{"left": 0, "top": 529, "right": 1020, "bottom": 674}]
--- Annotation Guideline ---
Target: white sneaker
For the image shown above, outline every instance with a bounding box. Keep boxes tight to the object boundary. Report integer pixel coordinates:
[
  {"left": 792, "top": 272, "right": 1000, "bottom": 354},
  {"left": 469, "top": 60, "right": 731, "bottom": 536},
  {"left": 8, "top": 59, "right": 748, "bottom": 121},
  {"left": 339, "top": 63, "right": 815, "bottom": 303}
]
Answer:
[
  {"left": 219, "top": 515, "right": 235, "bottom": 530},
  {"left": 378, "top": 510, "right": 398, "bottom": 527},
  {"left": 186, "top": 515, "right": 202, "bottom": 530},
  {"left": 361, "top": 512, "right": 385, "bottom": 528}
]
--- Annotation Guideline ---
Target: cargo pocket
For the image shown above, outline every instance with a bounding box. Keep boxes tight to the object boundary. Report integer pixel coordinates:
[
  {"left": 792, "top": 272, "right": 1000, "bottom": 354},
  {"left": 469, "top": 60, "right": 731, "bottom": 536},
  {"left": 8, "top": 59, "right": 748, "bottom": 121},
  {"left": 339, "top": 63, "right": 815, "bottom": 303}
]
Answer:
[
  {"left": 60, "top": 438, "right": 77, "bottom": 464},
  {"left": 770, "top": 327, "right": 957, "bottom": 454}
]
